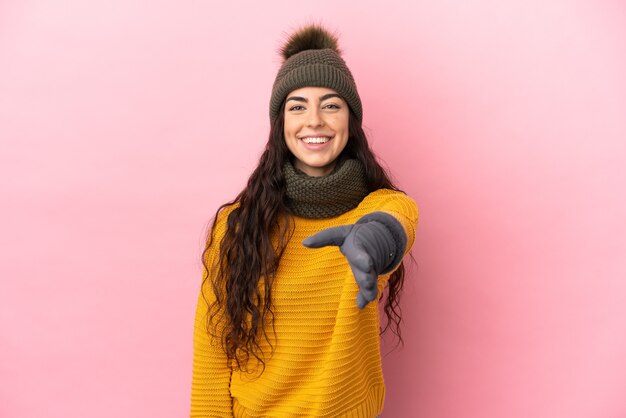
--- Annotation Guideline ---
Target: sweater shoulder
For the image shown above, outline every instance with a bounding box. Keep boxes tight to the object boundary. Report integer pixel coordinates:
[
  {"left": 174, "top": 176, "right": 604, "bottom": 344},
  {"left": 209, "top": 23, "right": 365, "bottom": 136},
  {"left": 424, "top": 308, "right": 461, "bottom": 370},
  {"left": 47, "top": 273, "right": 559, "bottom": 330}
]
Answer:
[
  {"left": 214, "top": 201, "right": 240, "bottom": 226},
  {"left": 359, "top": 189, "right": 419, "bottom": 220},
  {"left": 206, "top": 201, "right": 240, "bottom": 248}
]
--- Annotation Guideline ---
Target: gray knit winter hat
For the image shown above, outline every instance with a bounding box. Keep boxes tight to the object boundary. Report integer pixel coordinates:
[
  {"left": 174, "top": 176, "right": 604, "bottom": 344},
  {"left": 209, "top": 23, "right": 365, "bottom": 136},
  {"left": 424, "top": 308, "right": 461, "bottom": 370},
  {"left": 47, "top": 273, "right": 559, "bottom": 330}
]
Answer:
[{"left": 269, "top": 24, "right": 362, "bottom": 123}]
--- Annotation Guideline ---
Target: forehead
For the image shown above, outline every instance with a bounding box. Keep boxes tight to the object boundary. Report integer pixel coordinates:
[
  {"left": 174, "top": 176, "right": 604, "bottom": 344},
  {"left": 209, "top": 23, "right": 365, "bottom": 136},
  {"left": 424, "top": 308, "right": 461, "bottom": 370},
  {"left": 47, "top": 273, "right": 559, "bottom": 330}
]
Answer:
[{"left": 287, "top": 86, "right": 342, "bottom": 99}]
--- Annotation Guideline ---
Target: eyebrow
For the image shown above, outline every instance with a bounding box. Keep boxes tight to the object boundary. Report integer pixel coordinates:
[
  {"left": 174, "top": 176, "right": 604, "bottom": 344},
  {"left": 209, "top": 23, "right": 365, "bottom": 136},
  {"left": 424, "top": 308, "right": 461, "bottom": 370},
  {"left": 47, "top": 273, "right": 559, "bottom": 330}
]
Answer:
[{"left": 285, "top": 93, "right": 342, "bottom": 103}]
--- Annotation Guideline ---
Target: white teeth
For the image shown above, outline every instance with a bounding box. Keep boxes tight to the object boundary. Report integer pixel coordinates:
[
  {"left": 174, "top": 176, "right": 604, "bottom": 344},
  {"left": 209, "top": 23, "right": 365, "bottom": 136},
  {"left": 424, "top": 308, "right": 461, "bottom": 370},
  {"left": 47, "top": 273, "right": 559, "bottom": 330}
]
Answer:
[{"left": 302, "top": 137, "right": 331, "bottom": 144}]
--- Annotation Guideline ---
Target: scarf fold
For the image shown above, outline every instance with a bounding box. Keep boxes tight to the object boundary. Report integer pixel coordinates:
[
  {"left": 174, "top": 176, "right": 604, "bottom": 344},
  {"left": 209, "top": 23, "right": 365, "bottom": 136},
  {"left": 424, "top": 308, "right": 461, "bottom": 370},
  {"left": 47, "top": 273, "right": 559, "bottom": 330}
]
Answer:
[{"left": 283, "top": 156, "right": 369, "bottom": 219}]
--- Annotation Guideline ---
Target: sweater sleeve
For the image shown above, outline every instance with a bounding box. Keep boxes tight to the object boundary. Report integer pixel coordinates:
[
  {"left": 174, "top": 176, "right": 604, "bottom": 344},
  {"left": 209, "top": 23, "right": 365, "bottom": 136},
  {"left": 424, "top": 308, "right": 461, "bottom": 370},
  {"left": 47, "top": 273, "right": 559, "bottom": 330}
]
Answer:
[
  {"left": 368, "top": 191, "right": 419, "bottom": 276},
  {"left": 190, "top": 208, "right": 235, "bottom": 417},
  {"left": 355, "top": 211, "right": 407, "bottom": 275}
]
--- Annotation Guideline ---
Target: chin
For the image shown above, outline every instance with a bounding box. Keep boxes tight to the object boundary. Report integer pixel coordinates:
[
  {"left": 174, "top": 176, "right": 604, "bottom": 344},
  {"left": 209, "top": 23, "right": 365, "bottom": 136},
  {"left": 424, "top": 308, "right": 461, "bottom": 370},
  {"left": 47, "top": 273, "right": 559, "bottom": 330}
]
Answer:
[{"left": 304, "top": 160, "right": 335, "bottom": 169}]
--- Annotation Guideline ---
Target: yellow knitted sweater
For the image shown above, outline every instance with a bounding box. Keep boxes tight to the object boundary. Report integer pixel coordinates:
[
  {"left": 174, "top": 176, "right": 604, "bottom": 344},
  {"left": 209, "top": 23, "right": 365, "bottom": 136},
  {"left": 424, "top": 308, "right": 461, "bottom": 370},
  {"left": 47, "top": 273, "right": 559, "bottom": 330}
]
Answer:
[{"left": 191, "top": 188, "right": 418, "bottom": 417}]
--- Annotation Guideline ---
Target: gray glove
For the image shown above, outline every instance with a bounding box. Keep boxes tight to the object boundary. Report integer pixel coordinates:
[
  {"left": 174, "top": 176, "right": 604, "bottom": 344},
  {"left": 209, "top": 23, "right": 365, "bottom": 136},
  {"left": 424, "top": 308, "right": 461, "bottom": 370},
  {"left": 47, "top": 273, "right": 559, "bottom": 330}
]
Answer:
[{"left": 302, "top": 211, "right": 407, "bottom": 309}]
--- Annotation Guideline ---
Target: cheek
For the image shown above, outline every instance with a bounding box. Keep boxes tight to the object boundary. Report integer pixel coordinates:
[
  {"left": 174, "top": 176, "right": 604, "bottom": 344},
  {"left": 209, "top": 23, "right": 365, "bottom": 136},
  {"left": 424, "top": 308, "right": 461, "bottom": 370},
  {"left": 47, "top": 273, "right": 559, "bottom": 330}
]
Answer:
[
  {"left": 283, "top": 125, "right": 293, "bottom": 141},
  {"left": 284, "top": 119, "right": 298, "bottom": 138},
  {"left": 333, "top": 113, "right": 349, "bottom": 134}
]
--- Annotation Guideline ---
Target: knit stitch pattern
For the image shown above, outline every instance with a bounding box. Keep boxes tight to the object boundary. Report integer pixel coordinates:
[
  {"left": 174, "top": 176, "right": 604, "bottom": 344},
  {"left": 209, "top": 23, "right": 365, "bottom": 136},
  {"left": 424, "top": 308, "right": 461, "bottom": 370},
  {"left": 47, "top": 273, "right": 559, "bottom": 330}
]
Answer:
[
  {"left": 283, "top": 157, "right": 369, "bottom": 219},
  {"left": 269, "top": 48, "right": 362, "bottom": 122},
  {"left": 191, "top": 189, "right": 418, "bottom": 417}
]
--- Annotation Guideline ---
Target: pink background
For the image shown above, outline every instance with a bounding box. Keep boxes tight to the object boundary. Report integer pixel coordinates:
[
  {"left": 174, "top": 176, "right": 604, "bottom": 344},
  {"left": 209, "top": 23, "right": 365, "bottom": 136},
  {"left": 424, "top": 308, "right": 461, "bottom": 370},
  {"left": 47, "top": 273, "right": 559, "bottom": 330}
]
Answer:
[{"left": 1, "top": 1, "right": 625, "bottom": 417}]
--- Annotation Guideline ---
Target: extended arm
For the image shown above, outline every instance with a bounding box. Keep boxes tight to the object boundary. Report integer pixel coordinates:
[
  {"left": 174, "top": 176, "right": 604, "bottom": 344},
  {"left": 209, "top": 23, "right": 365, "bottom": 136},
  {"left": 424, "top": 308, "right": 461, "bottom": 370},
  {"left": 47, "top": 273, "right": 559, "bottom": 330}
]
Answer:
[{"left": 303, "top": 211, "right": 408, "bottom": 309}]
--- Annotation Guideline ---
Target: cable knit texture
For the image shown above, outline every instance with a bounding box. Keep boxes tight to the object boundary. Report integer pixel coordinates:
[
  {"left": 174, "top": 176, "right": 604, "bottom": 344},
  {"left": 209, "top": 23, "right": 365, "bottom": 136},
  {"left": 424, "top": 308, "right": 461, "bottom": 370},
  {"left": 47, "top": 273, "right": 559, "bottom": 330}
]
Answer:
[
  {"left": 283, "top": 157, "right": 369, "bottom": 219},
  {"left": 191, "top": 189, "right": 419, "bottom": 417}
]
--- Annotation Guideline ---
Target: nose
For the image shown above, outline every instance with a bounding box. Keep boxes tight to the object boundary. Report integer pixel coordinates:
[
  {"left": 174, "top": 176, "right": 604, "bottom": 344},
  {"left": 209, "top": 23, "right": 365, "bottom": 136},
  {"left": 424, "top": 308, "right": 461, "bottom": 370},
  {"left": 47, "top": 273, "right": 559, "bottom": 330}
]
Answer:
[{"left": 306, "top": 107, "right": 324, "bottom": 127}]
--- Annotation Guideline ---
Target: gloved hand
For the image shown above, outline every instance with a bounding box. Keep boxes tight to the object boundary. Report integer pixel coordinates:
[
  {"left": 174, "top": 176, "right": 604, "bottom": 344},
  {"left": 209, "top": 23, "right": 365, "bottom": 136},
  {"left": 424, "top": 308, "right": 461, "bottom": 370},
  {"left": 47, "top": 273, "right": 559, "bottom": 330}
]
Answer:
[{"left": 302, "top": 211, "right": 407, "bottom": 309}]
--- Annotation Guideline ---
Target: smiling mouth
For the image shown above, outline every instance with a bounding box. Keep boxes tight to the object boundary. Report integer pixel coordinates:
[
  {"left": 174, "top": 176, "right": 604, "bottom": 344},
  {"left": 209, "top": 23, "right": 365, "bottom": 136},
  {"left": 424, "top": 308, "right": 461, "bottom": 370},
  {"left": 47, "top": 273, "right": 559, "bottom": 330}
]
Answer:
[{"left": 300, "top": 136, "right": 333, "bottom": 144}]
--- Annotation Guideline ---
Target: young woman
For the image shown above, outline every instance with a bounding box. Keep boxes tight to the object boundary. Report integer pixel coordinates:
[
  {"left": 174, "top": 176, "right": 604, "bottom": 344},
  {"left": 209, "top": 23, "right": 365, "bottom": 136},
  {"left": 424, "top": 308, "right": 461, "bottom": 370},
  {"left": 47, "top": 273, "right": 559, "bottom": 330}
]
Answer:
[{"left": 191, "top": 24, "right": 419, "bottom": 417}]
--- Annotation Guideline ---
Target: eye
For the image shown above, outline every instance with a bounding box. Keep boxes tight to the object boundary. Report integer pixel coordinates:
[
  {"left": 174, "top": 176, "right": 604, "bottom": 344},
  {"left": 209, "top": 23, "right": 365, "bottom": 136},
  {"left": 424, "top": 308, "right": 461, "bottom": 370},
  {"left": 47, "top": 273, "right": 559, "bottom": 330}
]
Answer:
[
  {"left": 289, "top": 105, "right": 305, "bottom": 111},
  {"left": 324, "top": 103, "right": 340, "bottom": 109}
]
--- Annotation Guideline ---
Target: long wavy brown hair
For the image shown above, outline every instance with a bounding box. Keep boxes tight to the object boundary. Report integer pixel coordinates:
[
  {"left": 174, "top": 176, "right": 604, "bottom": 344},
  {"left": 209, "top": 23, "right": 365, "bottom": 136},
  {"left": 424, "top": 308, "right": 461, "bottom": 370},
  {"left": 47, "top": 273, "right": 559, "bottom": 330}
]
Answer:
[{"left": 201, "top": 100, "right": 412, "bottom": 375}]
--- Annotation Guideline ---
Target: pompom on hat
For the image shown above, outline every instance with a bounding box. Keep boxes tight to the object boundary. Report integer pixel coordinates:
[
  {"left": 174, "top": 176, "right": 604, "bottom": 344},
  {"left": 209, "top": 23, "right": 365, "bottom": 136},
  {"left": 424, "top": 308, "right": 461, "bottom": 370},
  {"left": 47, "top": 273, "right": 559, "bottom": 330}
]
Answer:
[{"left": 269, "top": 24, "right": 363, "bottom": 123}]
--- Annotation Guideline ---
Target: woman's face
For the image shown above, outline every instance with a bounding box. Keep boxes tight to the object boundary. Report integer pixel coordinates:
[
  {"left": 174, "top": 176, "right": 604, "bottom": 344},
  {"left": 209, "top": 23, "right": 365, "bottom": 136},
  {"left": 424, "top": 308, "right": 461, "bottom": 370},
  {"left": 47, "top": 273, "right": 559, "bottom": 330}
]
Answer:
[{"left": 283, "top": 86, "right": 350, "bottom": 177}]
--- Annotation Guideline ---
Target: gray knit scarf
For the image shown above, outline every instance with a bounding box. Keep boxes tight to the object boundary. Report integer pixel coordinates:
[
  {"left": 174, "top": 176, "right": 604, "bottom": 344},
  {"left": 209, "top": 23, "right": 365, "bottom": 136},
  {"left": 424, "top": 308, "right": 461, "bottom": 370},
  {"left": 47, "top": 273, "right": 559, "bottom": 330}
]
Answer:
[{"left": 283, "top": 156, "right": 369, "bottom": 219}]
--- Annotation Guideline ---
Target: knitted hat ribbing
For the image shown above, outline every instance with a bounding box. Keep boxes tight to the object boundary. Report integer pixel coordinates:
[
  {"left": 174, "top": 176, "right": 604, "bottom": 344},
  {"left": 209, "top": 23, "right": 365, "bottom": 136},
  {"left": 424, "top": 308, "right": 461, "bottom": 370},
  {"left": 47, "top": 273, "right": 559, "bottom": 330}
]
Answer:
[{"left": 269, "top": 24, "right": 362, "bottom": 123}]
